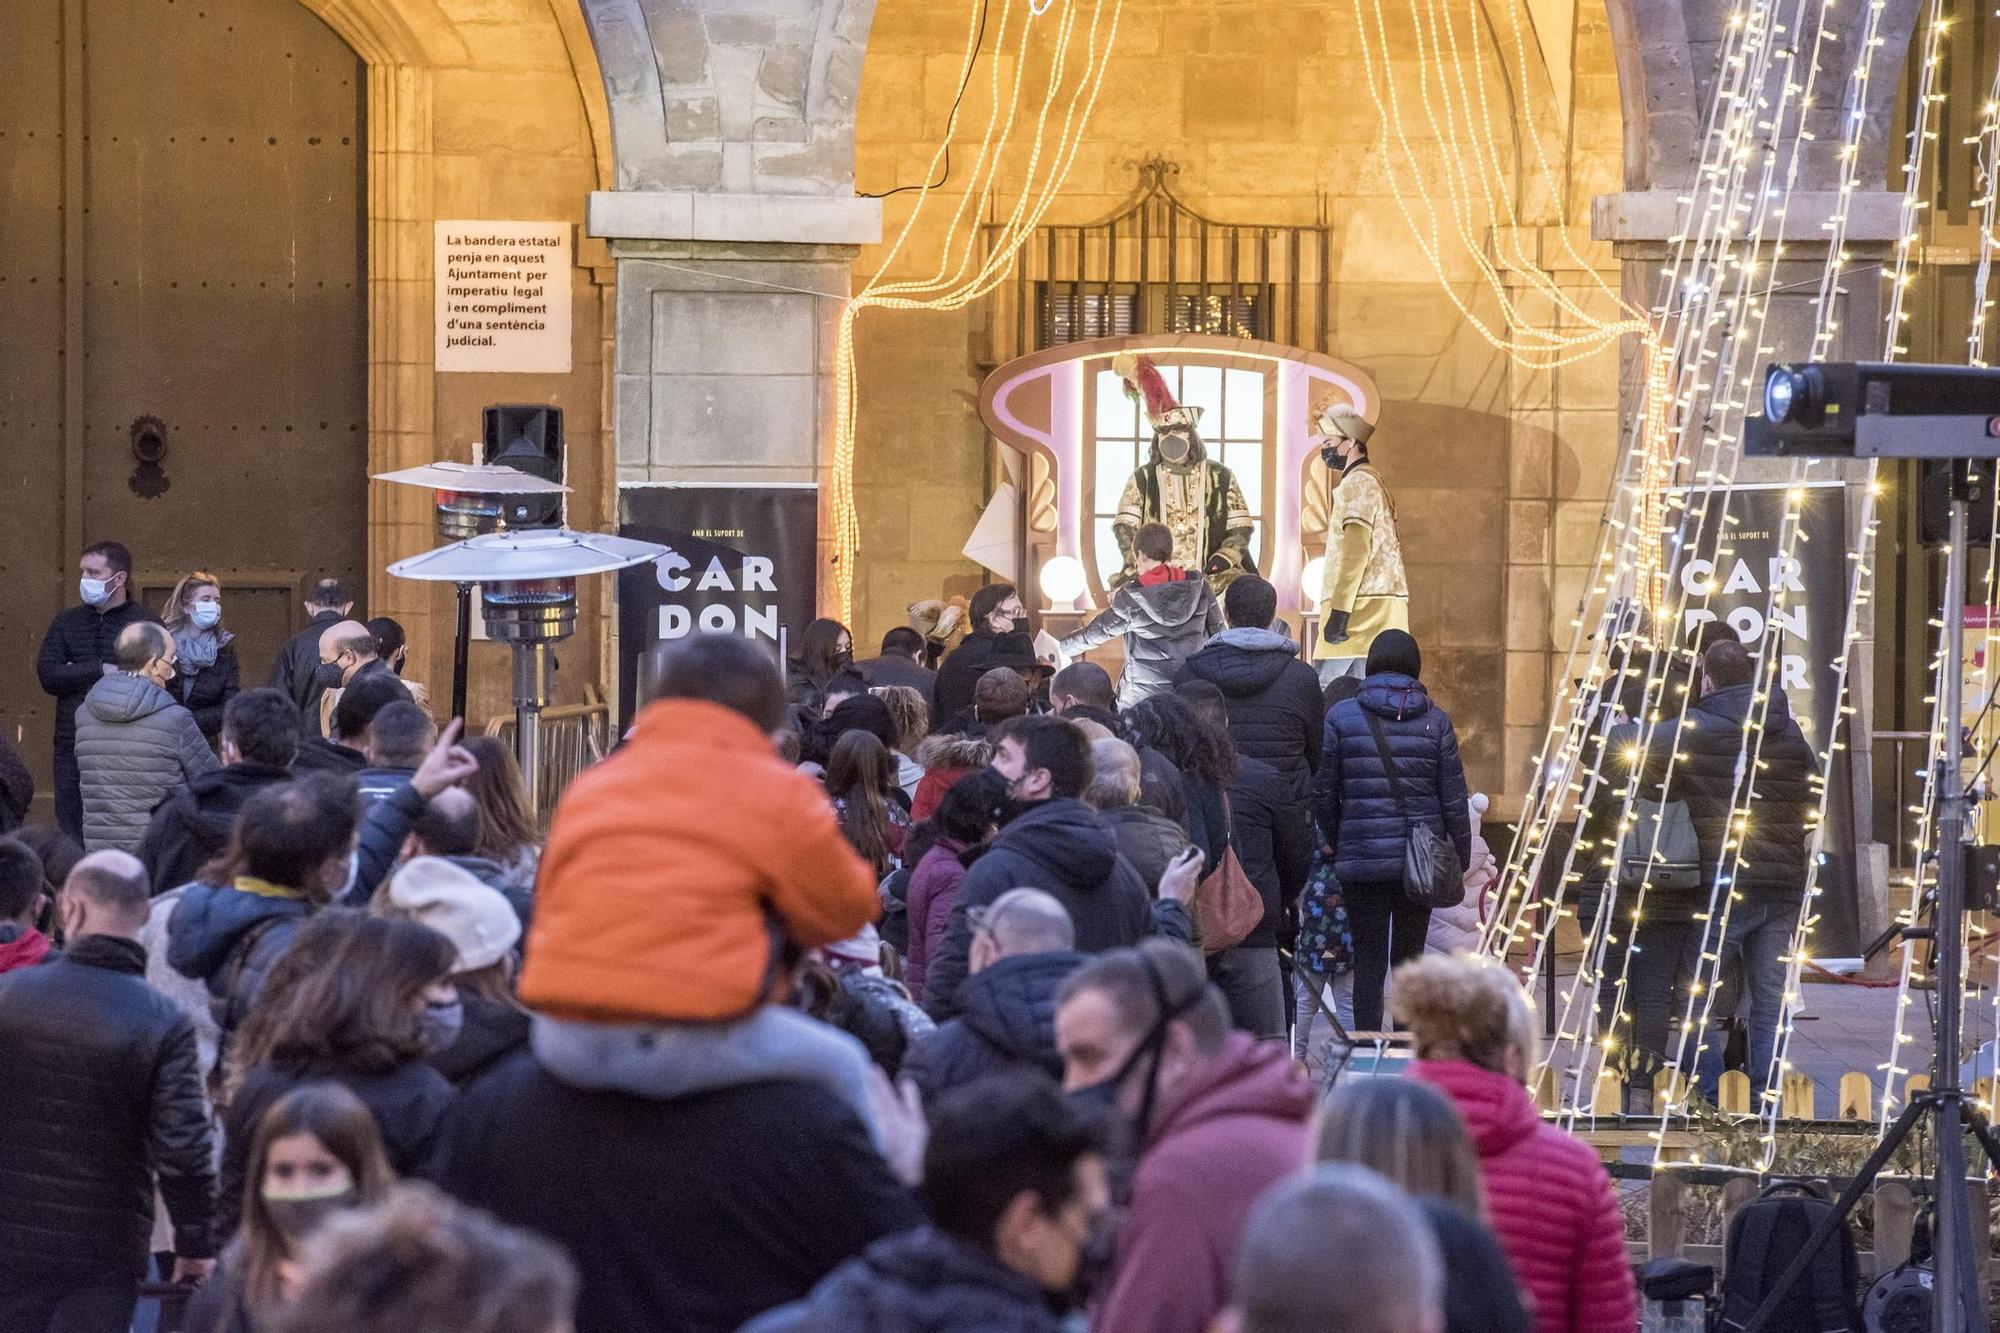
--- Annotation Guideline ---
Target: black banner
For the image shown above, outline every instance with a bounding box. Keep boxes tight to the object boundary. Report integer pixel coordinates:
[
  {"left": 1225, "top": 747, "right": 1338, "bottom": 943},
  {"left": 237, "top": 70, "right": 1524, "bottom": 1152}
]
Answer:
[
  {"left": 617, "top": 484, "right": 819, "bottom": 728},
  {"left": 1669, "top": 481, "right": 1859, "bottom": 957}
]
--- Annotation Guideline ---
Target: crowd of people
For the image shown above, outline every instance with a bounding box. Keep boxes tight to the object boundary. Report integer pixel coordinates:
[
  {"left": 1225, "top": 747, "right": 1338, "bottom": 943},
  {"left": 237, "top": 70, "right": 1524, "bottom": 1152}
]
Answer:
[{"left": 0, "top": 537, "right": 1655, "bottom": 1333}]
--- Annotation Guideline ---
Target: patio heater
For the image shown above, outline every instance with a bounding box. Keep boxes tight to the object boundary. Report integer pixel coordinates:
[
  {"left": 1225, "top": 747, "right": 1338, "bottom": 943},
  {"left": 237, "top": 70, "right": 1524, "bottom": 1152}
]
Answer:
[
  {"left": 387, "top": 527, "right": 668, "bottom": 813},
  {"left": 372, "top": 460, "right": 572, "bottom": 721}
]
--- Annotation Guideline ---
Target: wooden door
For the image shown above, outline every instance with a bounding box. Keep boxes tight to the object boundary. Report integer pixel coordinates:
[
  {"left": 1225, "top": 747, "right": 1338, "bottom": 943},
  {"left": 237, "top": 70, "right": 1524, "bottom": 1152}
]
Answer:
[{"left": 0, "top": 0, "right": 366, "bottom": 804}]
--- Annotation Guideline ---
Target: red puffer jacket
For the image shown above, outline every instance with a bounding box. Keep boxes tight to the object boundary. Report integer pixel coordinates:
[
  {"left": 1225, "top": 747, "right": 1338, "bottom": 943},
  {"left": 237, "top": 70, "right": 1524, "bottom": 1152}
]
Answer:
[{"left": 1412, "top": 1059, "right": 1636, "bottom": 1333}]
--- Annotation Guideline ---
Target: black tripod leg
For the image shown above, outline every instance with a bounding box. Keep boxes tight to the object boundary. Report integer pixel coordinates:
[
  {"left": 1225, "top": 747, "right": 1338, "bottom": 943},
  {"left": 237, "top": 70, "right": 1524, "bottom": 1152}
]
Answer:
[{"left": 1736, "top": 1096, "right": 1932, "bottom": 1333}]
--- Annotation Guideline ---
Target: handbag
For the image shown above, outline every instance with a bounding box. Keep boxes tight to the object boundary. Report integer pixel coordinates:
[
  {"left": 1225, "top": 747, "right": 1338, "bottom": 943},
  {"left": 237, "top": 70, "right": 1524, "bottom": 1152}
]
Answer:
[
  {"left": 1195, "top": 794, "right": 1265, "bottom": 954},
  {"left": 1615, "top": 797, "right": 1703, "bottom": 893},
  {"left": 1362, "top": 711, "right": 1465, "bottom": 910}
]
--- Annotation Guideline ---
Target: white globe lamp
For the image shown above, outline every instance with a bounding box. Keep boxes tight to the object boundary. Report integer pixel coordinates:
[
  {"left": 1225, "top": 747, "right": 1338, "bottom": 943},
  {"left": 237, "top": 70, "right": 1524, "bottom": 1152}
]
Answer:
[
  {"left": 1300, "top": 556, "right": 1326, "bottom": 607},
  {"left": 1040, "top": 554, "right": 1088, "bottom": 607}
]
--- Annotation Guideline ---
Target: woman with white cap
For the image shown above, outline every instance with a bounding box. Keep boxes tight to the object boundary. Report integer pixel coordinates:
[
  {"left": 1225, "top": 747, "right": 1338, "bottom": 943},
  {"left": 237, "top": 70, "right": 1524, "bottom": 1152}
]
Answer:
[{"left": 373, "top": 856, "right": 526, "bottom": 1086}]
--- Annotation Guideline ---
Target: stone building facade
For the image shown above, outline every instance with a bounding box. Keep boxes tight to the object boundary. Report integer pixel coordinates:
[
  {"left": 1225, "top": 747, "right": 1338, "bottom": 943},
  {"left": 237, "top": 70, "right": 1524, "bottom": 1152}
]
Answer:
[{"left": 0, "top": 0, "right": 1932, "bottom": 818}]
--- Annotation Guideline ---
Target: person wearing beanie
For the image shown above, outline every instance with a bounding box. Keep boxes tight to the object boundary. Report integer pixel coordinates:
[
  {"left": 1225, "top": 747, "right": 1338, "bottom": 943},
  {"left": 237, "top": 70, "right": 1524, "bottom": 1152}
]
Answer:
[
  {"left": 1310, "top": 629, "right": 1471, "bottom": 1031},
  {"left": 1308, "top": 396, "right": 1409, "bottom": 686},
  {"left": 377, "top": 856, "right": 527, "bottom": 1086}
]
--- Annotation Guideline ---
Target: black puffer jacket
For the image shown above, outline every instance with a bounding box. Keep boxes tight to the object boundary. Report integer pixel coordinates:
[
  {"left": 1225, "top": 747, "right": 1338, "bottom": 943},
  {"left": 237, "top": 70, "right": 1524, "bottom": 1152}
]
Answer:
[
  {"left": 1311, "top": 673, "right": 1472, "bottom": 884},
  {"left": 924, "top": 799, "right": 1157, "bottom": 1018},
  {"left": 138, "top": 762, "right": 294, "bottom": 895},
  {"left": 931, "top": 628, "right": 1038, "bottom": 735},
  {"left": 0, "top": 934, "right": 215, "bottom": 1277},
  {"left": 1177, "top": 627, "right": 1325, "bottom": 797},
  {"left": 1226, "top": 756, "right": 1315, "bottom": 949},
  {"left": 1059, "top": 571, "right": 1222, "bottom": 707},
  {"left": 742, "top": 1227, "right": 1067, "bottom": 1333},
  {"left": 1645, "top": 683, "right": 1819, "bottom": 897},
  {"left": 902, "top": 950, "right": 1085, "bottom": 1104},
  {"left": 36, "top": 600, "right": 161, "bottom": 752}
]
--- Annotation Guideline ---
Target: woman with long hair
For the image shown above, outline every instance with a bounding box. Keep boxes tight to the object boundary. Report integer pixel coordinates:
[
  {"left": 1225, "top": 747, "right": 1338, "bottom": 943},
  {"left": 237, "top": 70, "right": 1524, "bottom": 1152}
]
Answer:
[
  {"left": 824, "top": 730, "right": 907, "bottom": 878},
  {"left": 1126, "top": 691, "right": 1236, "bottom": 875},
  {"left": 787, "top": 618, "right": 853, "bottom": 719},
  {"left": 461, "top": 734, "right": 541, "bottom": 895},
  {"left": 902, "top": 768, "right": 1011, "bottom": 1002},
  {"left": 162, "top": 571, "right": 241, "bottom": 743},
  {"left": 869, "top": 684, "right": 929, "bottom": 800},
  {"left": 184, "top": 1083, "right": 396, "bottom": 1333},
  {"left": 1312, "top": 1076, "right": 1530, "bottom": 1333},
  {"left": 1396, "top": 952, "right": 1636, "bottom": 1333},
  {"left": 217, "top": 910, "right": 458, "bottom": 1237}
]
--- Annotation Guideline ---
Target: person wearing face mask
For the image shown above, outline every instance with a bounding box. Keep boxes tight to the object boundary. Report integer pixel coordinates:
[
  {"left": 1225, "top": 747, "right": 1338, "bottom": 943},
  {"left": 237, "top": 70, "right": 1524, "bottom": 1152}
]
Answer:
[
  {"left": 313, "top": 621, "right": 409, "bottom": 741},
  {"left": 183, "top": 1082, "right": 395, "bottom": 1333},
  {"left": 371, "top": 855, "right": 527, "bottom": 1087},
  {"left": 163, "top": 572, "right": 242, "bottom": 745},
  {"left": 1108, "top": 355, "right": 1254, "bottom": 595},
  {"left": 268, "top": 578, "right": 354, "bottom": 724},
  {"left": 1309, "top": 397, "right": 1409, "bottom": 686},
  {"left": 37, "top": 540, "right": 163, "bottom": 839},
  {"left": 1053, "top": 940, "right": 1313, "bottom": 1333},
  {"left": 744, "top": 1071, "right": 1116, "bottom": 1333},
  {"left": 930, "top": 584, "right": 1040, "bottom": 737},
  {"left": 166, "top": 774, "right": 359, "bottom": 1061},
  {"left": 216, "top": 911, "right": 457, "bottom": 1239},
  {"left": 74, "top": 622, "right": 221, "bottom": 853},
  {"left": 786, "top": 618, "right": 855, "bottom": 725},
  {"left": 0, "top": 851, "right": 217, "bottom": 1333}
]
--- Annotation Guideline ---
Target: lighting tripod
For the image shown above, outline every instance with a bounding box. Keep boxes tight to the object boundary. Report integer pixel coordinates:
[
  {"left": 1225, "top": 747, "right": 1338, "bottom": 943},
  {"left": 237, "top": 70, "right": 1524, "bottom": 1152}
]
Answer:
[{"left": 1740, "top": 461, "right": 2000, "bottom": 1332}]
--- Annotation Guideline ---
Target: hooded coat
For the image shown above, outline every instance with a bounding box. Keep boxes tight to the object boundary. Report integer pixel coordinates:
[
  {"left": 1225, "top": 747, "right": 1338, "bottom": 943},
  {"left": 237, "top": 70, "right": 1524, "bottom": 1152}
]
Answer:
[
  {"left": 75, "top": 673, "right": 221, "bottom": 853},
  {"left": 1093, "top": 1033, "right": 1314, "bottom": 1333},
  {"left": 901, "top": 949, "right": 1085, "bottom": 1104},
  {"left": 138, "top": 762, "right": 294, "bottom": 896},
  {"left": 1311, "top": 672, "right": 1472, "bottom": 885},
  {"left": 1176, "top": 627, "right": 1324, "bottom": 797},
  {"left": 1411, "top": 1059, "right": 1636, "bottom": 1333},
  {"left": 741, "top": 1227, "right": 1066, "bottom": 1333},
  {"left": 164, "top": 878, "right": 311, "bottom": 1039},
  {"left": 1645, "top": 682, "right": 1819, "bottom": 897},
  {"left": 1059, "top": 571, "right": 1223, "bottom": 708},
  {"left": 922, "top": 799, "right": 1153, "bottom": 1019}
]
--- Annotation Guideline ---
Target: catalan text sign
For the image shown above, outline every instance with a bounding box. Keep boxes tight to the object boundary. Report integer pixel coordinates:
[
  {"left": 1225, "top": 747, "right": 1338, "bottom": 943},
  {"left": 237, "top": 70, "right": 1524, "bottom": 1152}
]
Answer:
[{"left": 435, "top": 221, "right": 572, "bottom": 373}]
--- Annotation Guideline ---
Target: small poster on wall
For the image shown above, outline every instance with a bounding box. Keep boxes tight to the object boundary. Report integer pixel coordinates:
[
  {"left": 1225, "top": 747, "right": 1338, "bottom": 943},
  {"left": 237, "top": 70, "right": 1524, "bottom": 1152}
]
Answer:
[
  {"left": 616, "top": 483, "right": 820, "bottom": 728},
  {"left": 434, "top": 221, "right": 572, "bottom": 373}
]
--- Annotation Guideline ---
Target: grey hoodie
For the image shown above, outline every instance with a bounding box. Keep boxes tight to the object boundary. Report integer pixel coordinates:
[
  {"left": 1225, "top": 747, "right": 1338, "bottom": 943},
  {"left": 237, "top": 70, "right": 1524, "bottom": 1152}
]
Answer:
[
  {"left": 1058, "top": 570, "right": 1223, "bottom": 707},
  {"left": 75, "top": 673, "right": 219, "bottom": 853}
]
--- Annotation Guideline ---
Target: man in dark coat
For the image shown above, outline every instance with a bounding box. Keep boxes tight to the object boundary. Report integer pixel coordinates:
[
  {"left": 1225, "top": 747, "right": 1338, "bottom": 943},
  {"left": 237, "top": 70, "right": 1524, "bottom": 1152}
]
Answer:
[
  {"left": 138, "top": 688, "right": 300, "bottom": 894},
  {"left": 1310, "top": 630, "right": 1471, "bottom": 1032},
  {"left": 36, "top": 541, "right": 161, "bottom": 838},
  {"left": 1645, "top": 636, "right": 1819, "bottom": 1097},
  {"left": 902, "top": 889, "right": 1085, "bottom": 1105},
  {"left": 312, "top": 619, "right": 411, "bottom": 742},
  {"left": 1176, "top": 575, "right": 1324, "bottom": 798},
  {"left": 857, "top": 626, "right": 937, "bottom": 712},
  {"left": 925, "top": 717, "right": 1192, "bottom": 1020},
  {"left": 743, "top": 1071, "right": 1113, "bottom": 1333},
  {"left": 439, "top": 1050, "right": 921, "bottom": 1333},
  {"left": 292, "top": 671, "right": 403, "bottom": 777},
  {"left": 931, "top": 584, "right": 1038, "bottom": 734},
  {"left": 0, "top": 850, "right": 216, "bottom": 1330},
  {"left": 267, "top": 577, "right": 353, "bottom": 726}
]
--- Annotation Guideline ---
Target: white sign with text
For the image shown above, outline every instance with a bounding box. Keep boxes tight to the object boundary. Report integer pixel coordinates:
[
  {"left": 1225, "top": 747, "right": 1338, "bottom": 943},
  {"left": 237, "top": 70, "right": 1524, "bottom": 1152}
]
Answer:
[{"left": 435, "top": 221, "right": 572, "bottom": 373}]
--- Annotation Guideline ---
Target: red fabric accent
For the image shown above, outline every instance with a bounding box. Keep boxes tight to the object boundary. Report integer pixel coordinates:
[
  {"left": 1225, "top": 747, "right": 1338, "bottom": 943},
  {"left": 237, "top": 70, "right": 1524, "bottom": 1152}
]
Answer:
[
  {"left": 1121, "top": 355, "right": 1183, "bottom": 427},
  {"left": 0, "top": 928, "right": 51, "bottom": 974},
  {"left": 1411, "top": 1059, "right": 1637, "bottom": 1333},
  {"left": 1135, "top": 564, "right": 1184, "bottom": 588}
]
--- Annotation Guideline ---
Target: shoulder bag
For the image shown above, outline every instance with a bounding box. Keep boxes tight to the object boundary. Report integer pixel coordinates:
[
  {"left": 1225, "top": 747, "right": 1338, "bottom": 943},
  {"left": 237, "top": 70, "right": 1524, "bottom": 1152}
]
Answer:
[
  {"left": 1196, "top": 793, "right": 1265, "bottom": 954},
  {"left": 1363, "top": 711, "right": 1465, "bottom": 910}
]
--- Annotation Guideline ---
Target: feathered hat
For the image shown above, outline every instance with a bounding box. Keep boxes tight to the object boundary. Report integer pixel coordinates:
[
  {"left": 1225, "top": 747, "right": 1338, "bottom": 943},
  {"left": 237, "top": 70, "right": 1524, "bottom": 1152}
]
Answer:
[
  {"left": 1112, "top": 353, "right": 1202, "bottom": 431},
  {"left": 1311, "top": 391, "right": 1375, "bottom": 445}
]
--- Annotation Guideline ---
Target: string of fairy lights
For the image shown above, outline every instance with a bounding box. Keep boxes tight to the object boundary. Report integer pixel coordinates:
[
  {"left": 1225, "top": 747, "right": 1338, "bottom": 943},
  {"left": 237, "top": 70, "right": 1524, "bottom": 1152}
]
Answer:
[{"left": 828, "top": 0, "right": 1126, "bottom": 622}]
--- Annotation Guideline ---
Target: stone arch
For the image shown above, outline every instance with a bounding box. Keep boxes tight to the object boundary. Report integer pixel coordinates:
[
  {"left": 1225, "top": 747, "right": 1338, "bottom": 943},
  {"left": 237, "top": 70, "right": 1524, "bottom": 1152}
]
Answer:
[{"left": 577, "top": 0, "right": 877, "bottom": 194}]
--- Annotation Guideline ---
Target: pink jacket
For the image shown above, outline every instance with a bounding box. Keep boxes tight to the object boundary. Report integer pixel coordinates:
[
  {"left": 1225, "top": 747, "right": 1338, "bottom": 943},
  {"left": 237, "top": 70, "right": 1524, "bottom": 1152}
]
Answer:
[
  {"left": 1412, "top": 1059, "right": 1636, "bottom": 1333},
  {"left": 1093, "top": 1033, "right": 1314, "bottom": 1333},
  {"left": 903, "top": 839, "right": 967, "bottom": 1003}
]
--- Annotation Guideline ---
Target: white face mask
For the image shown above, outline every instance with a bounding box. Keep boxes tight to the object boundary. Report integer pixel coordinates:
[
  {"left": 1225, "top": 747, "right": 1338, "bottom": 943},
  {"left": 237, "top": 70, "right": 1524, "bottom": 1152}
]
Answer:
[
  {"left": 190, "top": 601, "right": 222, "bottom": 629},
  {"left": 79, "top": 578, "right": 112, "bottom": 607}
]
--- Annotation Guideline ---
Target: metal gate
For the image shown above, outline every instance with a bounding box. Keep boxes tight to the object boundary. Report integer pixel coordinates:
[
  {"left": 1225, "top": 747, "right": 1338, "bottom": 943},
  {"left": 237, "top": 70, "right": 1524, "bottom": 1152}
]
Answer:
[{"left": 0, "top": 0, "right": 366, "bottom": 799}]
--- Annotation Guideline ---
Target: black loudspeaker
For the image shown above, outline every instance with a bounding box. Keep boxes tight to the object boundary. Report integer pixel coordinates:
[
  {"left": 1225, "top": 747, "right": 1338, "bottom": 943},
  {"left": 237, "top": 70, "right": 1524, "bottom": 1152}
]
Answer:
[
  {"left": 1917, "top": 459, "right": 1997, "bottom": 546},
  {"left": 482, "top": 404, "right": 565, "bottom": 529}
]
